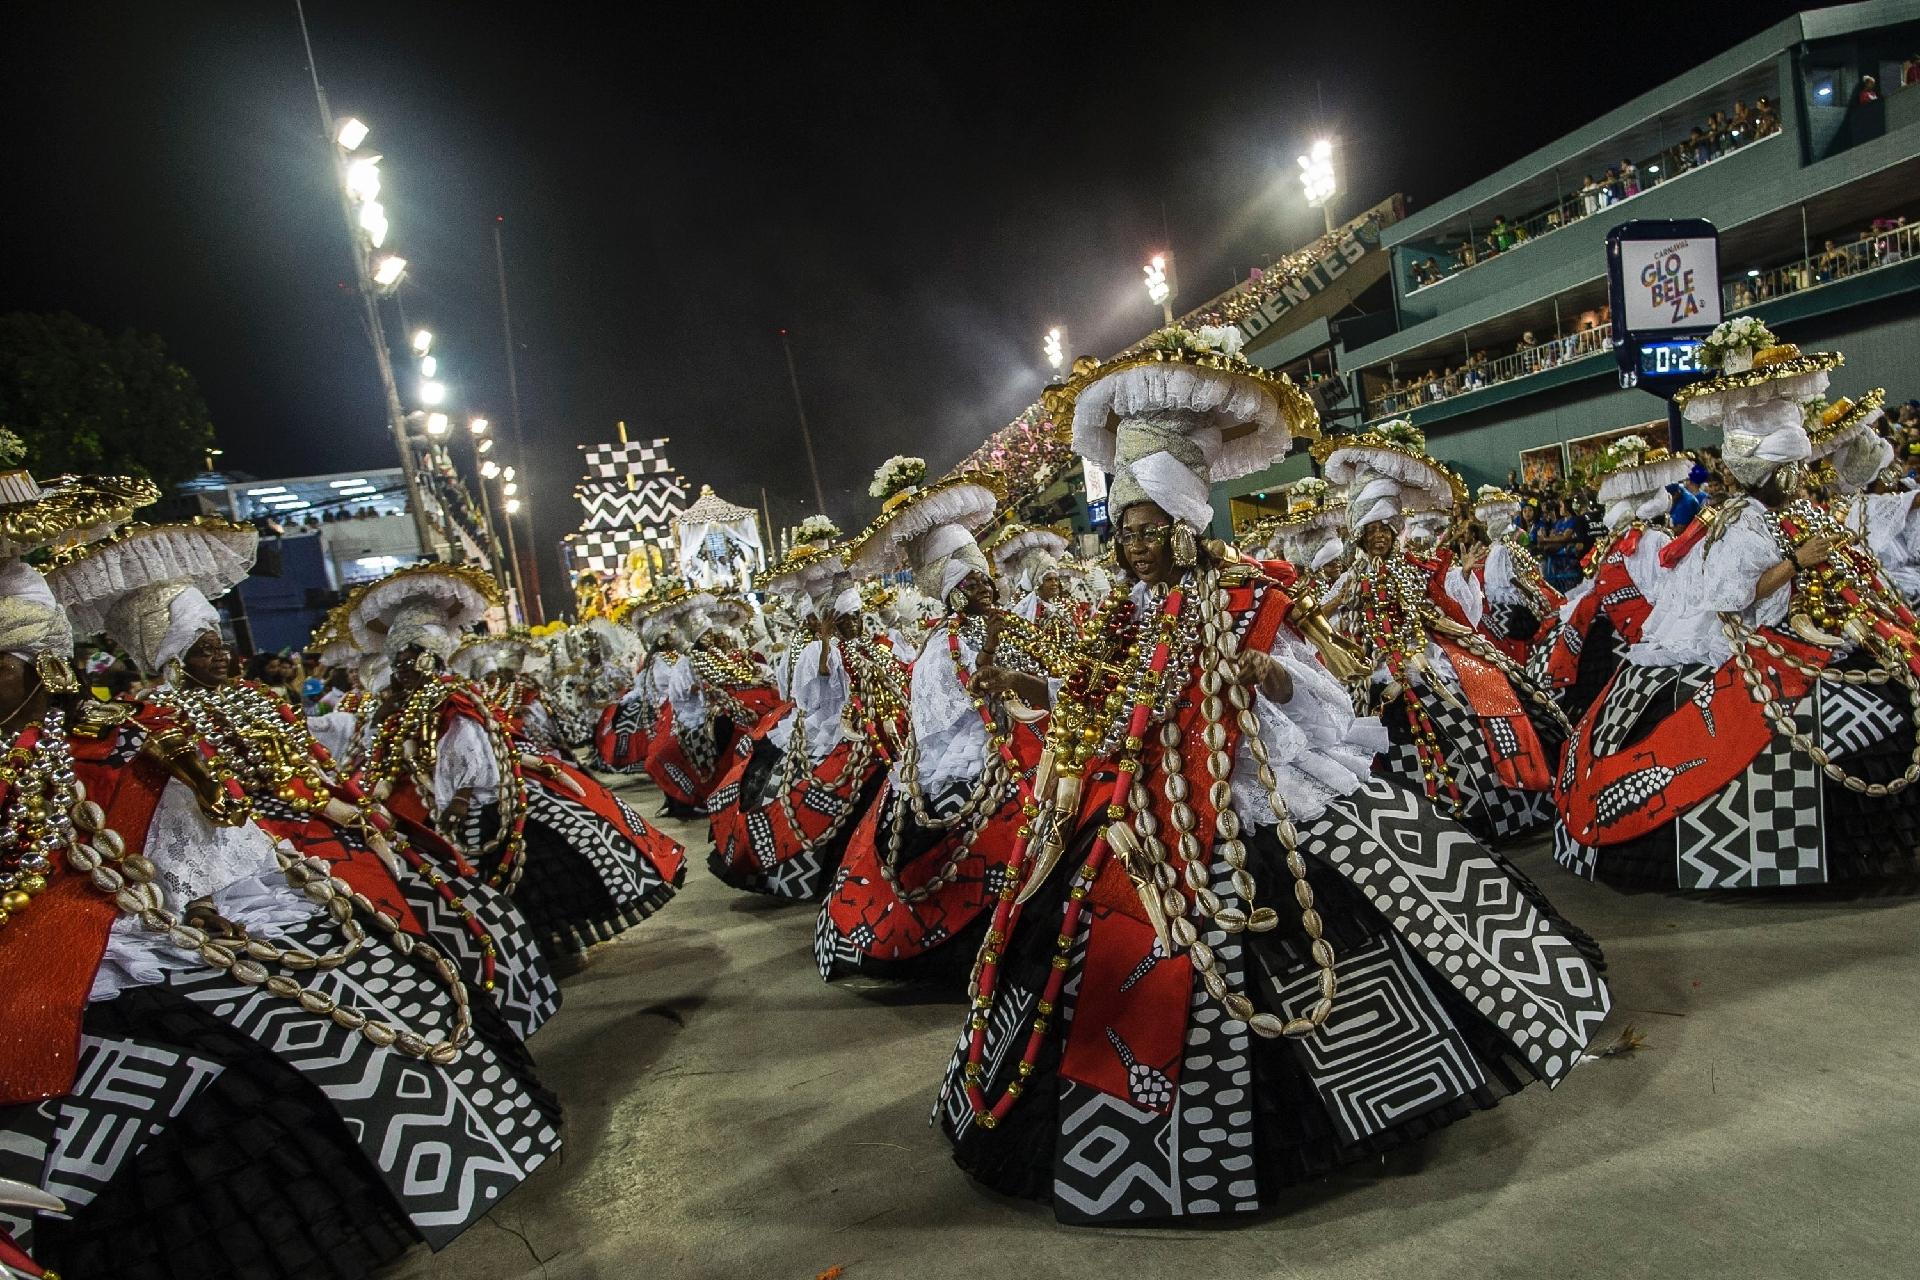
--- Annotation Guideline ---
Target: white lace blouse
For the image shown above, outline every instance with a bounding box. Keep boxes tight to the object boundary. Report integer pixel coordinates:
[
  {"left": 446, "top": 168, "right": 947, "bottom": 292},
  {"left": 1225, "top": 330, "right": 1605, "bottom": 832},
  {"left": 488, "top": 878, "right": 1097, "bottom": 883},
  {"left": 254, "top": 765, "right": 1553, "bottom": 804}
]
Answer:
[
  {"left": 1843, "top": 491, "right": 1920, "bottom": 600},
  {"left": 765, "top": 639, "right": 849, "bottom": 763},
  {"left": 90, "top": 779, "right": 320, "bottom": 1000},
  {"left": 1130, "top": 580, "right": 1385, "bottom": 827},
  {"left": 1630, "top": 501, "right": 1787, "bottom": 668}
]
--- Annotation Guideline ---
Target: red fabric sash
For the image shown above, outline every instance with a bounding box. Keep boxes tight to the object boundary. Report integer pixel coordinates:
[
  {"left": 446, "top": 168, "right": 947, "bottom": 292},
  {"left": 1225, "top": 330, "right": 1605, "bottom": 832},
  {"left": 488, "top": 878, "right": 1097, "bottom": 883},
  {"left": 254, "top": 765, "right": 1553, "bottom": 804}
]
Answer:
[
  {"left": 1057, "top": 899, "right": 1192, "bottom": 1110},
  {"left": 593, "top": 701, "right": 650, "bottom": 769},
  {"left": 1434, "top": 636, "right": 1553, "bottom": 790},
  {"left": 1542, "top": 546, "right": 1654, "bottom": 688},
  {"left": 1557, "top": 632, "right": 1828, "bottom": 844},
  {"left": 529, "top": 755, "right": 687, "bottom": 882},
  {"left": 0, "top": 735, "right": 165, "bottom": 1105},
  {"left": 1660, "top": 517, "right": 1710, "bottom": 569},
  {"left": 1060, "top": 577, "right": 1290, "bottom": 1105}
]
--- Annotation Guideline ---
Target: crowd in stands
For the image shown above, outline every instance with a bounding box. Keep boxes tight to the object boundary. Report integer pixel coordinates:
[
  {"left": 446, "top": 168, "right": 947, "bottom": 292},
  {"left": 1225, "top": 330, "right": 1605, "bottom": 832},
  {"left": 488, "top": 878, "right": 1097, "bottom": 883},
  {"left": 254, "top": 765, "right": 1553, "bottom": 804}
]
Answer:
[
  {"left": 293, "top": 505, "right": 387, "bottom": 528},
  {"left": 1727, "top": 214, "right": 1914, "bottom": 307},
  {"left": 1368, "top": 310, "right": 1612, "bottom": 418},
  {"left": 1405, "top": 96, "right": 1783, "bottom": 292}
]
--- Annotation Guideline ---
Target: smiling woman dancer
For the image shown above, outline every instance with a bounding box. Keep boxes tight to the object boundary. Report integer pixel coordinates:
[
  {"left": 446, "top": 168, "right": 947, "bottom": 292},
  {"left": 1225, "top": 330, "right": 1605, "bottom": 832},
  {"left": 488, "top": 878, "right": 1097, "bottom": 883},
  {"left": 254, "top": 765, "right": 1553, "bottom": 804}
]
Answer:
[{"left": 935, "top": 327, "right": 1610, "bottom": 1225}]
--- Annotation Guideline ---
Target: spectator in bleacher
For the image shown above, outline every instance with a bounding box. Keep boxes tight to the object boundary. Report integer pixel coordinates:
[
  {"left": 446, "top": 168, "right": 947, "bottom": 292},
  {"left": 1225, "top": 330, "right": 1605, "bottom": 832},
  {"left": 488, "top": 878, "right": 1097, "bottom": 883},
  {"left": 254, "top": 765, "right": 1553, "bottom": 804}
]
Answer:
[
  {"left": 1667, "top": 462, "right": 1711, "bottom": 531},
  {"left": 1816, "top": 238, "right": 1849, "bottom": 281},
  {"left": 1620, "top": 158, "right": 1639, "bottom": 197},
  {"left": 1858, "top": 75, "right": 1881, "bottom": 104},
  {"left": 1454, "top": 238, "right": 1477, "bottom": 267},
  {"left": 1688, "top": 126, "right": 1710, "bottom": 166}
]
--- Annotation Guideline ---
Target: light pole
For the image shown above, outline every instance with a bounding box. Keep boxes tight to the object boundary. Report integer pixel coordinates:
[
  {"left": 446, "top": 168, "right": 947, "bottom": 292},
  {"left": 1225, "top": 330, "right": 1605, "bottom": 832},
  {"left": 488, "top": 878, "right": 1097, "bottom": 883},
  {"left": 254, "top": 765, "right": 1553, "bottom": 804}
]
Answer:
[
  {"left": 294, "top": 3, "right": 437, "bottom": 557},
  {"left": 777, "top": 328, "right": 829, "bottom": 515},
  {"left": 491, "top": 215, "right": 544, "bottom": 623},
  {"left": 1143, "top": 255, "right": 1175, "bottom": 325},
  {"left": 1298, "top": 138, "right": 1338, "bottom": 236}
]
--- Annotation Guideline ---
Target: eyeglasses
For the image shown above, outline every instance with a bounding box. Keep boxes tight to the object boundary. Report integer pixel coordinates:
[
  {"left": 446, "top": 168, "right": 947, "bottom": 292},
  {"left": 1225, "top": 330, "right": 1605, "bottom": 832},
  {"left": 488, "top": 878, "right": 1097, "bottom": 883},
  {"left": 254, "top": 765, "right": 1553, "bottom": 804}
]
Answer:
[{"left": 1115, "top": 523, "right": 1173, "bottom": 549}]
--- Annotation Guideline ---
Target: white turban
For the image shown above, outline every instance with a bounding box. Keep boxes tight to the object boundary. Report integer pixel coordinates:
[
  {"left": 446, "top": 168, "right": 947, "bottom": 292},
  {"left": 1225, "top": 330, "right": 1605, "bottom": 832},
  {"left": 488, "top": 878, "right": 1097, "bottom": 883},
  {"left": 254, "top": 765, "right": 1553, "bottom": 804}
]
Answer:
[
  {"left": 1310, "top": 537, "right": 1346, "bottom": 572},
  {"left": 1830, "top": 423, "right": 1894, "bottom": 495},
  {"left": 106, "top": 582, "right": 220, "bottom": 675},
  {"left": 1109, "top": 421, "right": 1215, "bottom": 531},
  {"left": 1722, "top": 398, "right": 1812, "bottom": 486},
  {"left": 1603, "top": 492, "right": 1671, "bottom": 530},
  {"left": 0, "top": 558, "right": 72, "bottom": 660},
  {"left": 384, "top": 601, "right": 458, "bottom": 661},
  {"left": 909, "top": 523, "right": 991, "bottom": 599},
  {"left": 1349, "top": 475, "right": 1404, "bottom": 534},
  {"left": 833, "top": 587, "right": 862, "bottom": 617}
]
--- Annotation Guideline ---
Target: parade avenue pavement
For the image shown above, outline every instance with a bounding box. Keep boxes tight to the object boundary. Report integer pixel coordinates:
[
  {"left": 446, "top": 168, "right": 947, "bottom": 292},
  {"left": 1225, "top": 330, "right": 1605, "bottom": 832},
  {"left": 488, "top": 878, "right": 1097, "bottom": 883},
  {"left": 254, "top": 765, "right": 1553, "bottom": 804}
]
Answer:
[{"left": 382, "top": 772, "right": 1920, "bottom": 1280}]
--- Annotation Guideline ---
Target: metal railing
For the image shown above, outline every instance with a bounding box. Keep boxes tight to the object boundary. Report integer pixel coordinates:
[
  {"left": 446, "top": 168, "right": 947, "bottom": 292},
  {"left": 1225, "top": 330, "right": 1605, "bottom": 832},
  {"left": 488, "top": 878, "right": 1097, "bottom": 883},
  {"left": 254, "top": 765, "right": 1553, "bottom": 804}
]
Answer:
[
  {"left": 1724, "top": 218, "right": 1918, "bottom": 310},
  {"left": 1404, "top": 117, "right": 1783, "bottom": 294},
  {"left": 1368, "top": 325, "right": 1613, "bottom": 419},
  {"left": 1369, "top": 213, "right": 1919, "bottom": 420}
]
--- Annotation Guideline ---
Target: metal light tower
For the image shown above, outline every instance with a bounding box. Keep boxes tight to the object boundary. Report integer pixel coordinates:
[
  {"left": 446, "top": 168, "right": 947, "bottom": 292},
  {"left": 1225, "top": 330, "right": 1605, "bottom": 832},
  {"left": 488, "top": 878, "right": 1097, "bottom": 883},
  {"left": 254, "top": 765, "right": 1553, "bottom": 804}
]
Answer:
[
  {"left": 1298, "top": 138, "right": 1338, "bottom": 236},
  {"left": 294, "top": 2, "right": 436, "bottom": 555}
]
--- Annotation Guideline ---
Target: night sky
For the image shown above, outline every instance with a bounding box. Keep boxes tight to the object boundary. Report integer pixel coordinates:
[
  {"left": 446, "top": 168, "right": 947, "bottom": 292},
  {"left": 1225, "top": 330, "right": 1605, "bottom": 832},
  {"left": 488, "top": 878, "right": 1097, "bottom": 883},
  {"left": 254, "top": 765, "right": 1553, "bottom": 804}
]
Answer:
[{"left": 2, "top": 0, "right": 1810, "bottom": 612}]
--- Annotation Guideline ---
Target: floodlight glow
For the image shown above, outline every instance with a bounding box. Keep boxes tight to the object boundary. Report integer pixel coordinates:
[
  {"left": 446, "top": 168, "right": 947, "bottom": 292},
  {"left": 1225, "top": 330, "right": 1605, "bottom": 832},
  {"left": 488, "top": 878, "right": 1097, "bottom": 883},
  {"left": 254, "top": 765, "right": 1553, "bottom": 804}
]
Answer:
[
  {"left": 477, "top": 437, "right": 494, "bottom": 454},
  {"left": 345, "top": 156, "right": 381, "bottom": 202},
  {"left": 1143, "top": 256, "right": 1171, "bottom": 307},
  {"left": 358, "top": 200, "right": 388, "bottom": 247},
  {"left": 502, "top": 466, "right": 515, "bottom": 481},
  {"left": 335, "top": 117, "right": 369, "bottom": 150},
  {"left": 468, "top": 417, "right": 489, "bottom": 436},
  {"left": 505, "top": 498, "right": 521, "bottom": 514},
  {"left": 503, "top": 482, "right": 518, "bottom": 496},
  {"left": 481, "top": 460, "right": 501, "bottom": 479},
  {"left": 419, "top": 380, "right": 446, "bottom": 406},
  {"left": 425, "top": 412, "right": 449, "bottom": 436},
  {"left": 412, "top": 329, "right": 433, "bottom": 355},
  {"left": 420, "top": 355, "right": 437, "bottom": 378},
  {"left": 372, "top": 255, "right": 406, "bottom": 286},
  {"left": 246, "top": 486, "right": 289, "bottom": 496},
  {"left": 1298, "top": 140, "right": 1337, "bottom": 206},
  {"left": 328, "top": 479, "right": 369, "bottom": 488},
  {"left": 1043, "top": 327, "right": 1065, "bottom": 370}
]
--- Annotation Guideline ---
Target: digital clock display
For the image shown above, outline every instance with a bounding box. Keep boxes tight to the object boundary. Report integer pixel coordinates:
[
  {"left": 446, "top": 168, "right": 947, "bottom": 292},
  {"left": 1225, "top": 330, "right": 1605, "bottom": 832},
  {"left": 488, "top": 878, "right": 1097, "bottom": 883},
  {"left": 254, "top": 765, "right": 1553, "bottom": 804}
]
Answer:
[{"left": 1639, "top": 338, "right": 1705, "bottom": 376}]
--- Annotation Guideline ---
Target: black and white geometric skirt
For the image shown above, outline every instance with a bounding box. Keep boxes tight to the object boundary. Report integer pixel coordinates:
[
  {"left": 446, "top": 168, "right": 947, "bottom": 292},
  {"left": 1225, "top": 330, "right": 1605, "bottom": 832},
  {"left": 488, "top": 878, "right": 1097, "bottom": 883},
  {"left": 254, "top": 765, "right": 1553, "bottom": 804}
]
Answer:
[{"left": 936, "top": 777, "right": 1611, "bottom": 1224}]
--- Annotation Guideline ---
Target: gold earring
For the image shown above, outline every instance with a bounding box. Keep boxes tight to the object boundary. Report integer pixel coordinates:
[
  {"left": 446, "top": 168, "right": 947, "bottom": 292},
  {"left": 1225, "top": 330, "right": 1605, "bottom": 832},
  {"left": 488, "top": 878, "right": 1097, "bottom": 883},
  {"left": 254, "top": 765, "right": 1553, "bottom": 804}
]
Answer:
[
  {"left": 1171, "top": 524, "right": 1198, "bottom": 567},
  {"left": 35, "top": 651, "right": 78, "bottom": 695}
]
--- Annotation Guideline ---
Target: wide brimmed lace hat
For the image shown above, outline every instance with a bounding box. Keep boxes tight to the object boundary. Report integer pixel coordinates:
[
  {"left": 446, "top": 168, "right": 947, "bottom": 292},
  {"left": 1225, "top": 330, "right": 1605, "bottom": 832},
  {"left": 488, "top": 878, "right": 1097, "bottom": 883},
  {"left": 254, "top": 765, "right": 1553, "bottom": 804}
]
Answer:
[
  {"left": 1313, "top": 420, "right": 1462, "bottom": 533},
  {"left": 1807, "top": 388, "right": 1891, "bottom": 494},
  {"left": 0, "top": 431, "right": 161, "bottom": 560},
  {"left": 346, "top": 562, "right": 500, "bottom": 661},
  {"left": 46, "top": 518, "right": 259, "bottom": 674},
  {"left": 845, "top": 459, "right": 1002, "bottom": 600},
  {"left": 1672, "top": 316, "right": 1841, "bottom": 427},
  {"left": 1052, "top": 326, "right": 1318, "bottom": 531}
]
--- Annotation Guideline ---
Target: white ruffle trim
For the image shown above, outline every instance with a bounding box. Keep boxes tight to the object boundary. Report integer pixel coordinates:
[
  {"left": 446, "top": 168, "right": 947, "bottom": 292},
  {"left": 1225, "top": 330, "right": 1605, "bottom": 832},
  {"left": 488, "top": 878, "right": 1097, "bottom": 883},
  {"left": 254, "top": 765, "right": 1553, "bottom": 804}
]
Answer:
[
  {"left": 848, "top": 483, "right": 998, "bottom": 577},
  {"left": 1630, "top": 503, "right": 1787, "bottom": 667},
  {"left": 53, "top": 524, "right": 257, "bottom": 637},
  {"left": 1229, "top": 632, "right": 1387, "bottom": 827},
  {"left": 1072, "top": 363, "right": 1289, "bottom": 481},
  {"left": 90, "top": 874, "right": 322, "bottom": 1001},
  {"left": 348, "top": 571, "right": 490, "bottom": 650},
  {"left": 1597, "top": 456, "right": 1691, "bottom": 506}
]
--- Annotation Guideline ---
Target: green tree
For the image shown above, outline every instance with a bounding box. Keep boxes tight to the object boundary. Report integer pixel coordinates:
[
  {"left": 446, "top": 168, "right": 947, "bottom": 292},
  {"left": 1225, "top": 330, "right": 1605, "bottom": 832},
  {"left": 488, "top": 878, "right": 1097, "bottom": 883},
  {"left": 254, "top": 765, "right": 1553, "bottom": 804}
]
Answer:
[{"left": 0, "top": 311, "right": 216, "bottom": 488}]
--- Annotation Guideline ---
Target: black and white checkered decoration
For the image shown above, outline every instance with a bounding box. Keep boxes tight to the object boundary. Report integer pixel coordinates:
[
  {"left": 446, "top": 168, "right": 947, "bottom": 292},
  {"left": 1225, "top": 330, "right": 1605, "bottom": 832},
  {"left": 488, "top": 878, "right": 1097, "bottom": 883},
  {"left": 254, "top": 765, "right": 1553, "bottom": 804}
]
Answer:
[
  {"left": 568, "top": 436, "right": 689, "bottom": 575},
  {"left": 582, "top": 438, "right": 673, "bottom": 479}
]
